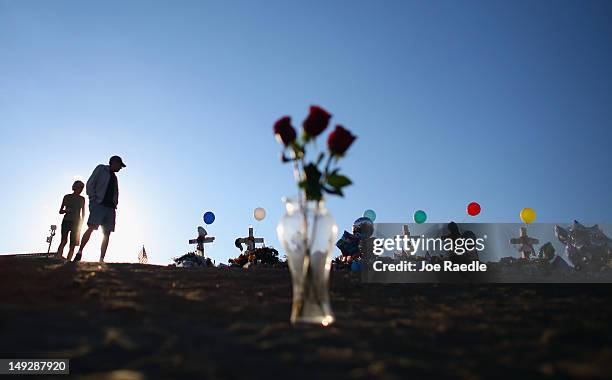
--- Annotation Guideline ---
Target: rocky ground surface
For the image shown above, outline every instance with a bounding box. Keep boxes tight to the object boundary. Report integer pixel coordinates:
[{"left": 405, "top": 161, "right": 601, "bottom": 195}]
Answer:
[{"left": 1, "top": 256, "right": 612, "bottom": 380}]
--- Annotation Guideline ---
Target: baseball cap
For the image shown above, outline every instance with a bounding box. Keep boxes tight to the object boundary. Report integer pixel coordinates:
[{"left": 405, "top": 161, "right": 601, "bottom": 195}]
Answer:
[{"left": 109, "top": 155, "right": 127, "bottom": 168}]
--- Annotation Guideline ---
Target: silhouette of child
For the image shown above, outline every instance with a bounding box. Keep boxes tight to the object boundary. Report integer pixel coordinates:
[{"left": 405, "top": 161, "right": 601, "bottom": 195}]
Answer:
[{"left": 57, "top": 180, "right": 86, "bottom": 260}]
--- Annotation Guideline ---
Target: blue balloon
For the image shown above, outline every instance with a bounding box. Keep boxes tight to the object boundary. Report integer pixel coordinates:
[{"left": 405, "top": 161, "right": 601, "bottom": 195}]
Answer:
[
  {"left": 363, "top": 209, "right": 377, "bottom": 222},
  {"left": 203, "top": 211, "right": 215, "bottom": 225}
]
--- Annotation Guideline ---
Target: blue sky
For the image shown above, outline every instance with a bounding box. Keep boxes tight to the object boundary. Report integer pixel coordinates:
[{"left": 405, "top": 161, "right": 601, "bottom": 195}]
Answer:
[{"left": 1, "top": 0, "right": 611, "bottom": 264}]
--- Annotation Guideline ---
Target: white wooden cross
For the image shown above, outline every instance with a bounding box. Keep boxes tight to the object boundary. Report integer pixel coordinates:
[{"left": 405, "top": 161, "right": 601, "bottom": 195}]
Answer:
[
  {"left": 189, "top": 226, "right": 215, "bottom": 257},
  {"left": 235, "top": 226, "right": 264, "bottom": 252},
  {"left": 394, "top": 224, "right": 416, "bottom": 259},
  {"left": 510, "top": 227, "right": 539, "bottom": 259}
]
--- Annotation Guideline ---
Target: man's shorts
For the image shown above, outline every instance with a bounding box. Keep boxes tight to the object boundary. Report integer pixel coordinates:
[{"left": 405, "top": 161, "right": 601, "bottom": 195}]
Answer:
[
  {"left": 61, "top": 219, "right": 81, "bottom": 246},
  {"left": 88, "top": 202, "right": 116, "bottom": 233}
]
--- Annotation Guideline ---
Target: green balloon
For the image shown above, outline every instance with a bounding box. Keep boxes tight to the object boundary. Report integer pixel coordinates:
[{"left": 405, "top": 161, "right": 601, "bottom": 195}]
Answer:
[
  {"left": 414, "top": 210, "right": 427, "bottom": 224},
  {"left": 363, "top": 209, "right": 377, "bottom": 222}
]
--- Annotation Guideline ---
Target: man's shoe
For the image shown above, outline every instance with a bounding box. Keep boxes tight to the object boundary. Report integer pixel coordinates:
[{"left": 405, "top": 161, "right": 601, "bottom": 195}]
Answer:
[{"left": 73, "top": 253, "right": 82, "bottom": 262}]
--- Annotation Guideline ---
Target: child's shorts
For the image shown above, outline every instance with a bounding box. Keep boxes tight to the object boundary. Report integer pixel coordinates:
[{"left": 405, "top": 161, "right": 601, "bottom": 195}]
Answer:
[{"left": 61, "top": 219, "right": 81, "bottom": 246}]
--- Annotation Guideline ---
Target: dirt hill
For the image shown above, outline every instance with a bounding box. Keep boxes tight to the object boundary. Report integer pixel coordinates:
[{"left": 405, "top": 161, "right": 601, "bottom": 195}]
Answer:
[{"left": 1, "top": 256, "right": 611, "bottom": 379}]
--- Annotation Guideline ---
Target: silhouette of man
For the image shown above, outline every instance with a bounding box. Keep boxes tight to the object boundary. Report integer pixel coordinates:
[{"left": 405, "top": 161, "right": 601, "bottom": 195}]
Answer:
[{"left": 74, "top": 156, "right": 126, "bottom": 262}]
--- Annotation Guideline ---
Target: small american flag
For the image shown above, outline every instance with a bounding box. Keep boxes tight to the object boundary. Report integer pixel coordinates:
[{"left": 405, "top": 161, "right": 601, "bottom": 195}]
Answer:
[{"left": 138, "top": 245, "right": 148, "bottom": 264}]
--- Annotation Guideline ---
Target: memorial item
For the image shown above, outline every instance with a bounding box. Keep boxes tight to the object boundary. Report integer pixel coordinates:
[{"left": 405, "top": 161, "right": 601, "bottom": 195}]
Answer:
[
  {"left": 394, "top": 224, "right": 415, "bottom": 259},
  {"left": 235, "top": 226, "right": 265, "bottom": 252},
  {"left": 538, "top": 242, "right": 556, "bottom": 261},
  {"left": 173, "top": 252, "right": 213, "bottom": 267},
  {"left": 231, "top": 225, "right": 281, "bottom": 267},
  {"left": 414, "top": 210, "right": 427, "bottom": 224},
  {"left": 254, "top": 207, "right": 266, "bottom": 221},
  {"left": 520, "top": 207, "right": 536, "bottom": 224},
  {"left": 203, "top": 211, "right": 215, "bottom": 225},
  {"left": 467, "top": 202, "right": 481, "bottom": 216},
  {"left": 229, "top": 246, "right": 281, "bottom": 267},
  {"left": 555, "top": 221, "right": 612, "bottom": 271},
  {"left": 335, "top": 217, "right": 374, "bottom": 269},
  {"left": 510, "top": 226, "right": 539, "bottom": 259},
  {"left": 46, "top": 225, "right": 57, "bottom": 254},
  {"left": 278, "top": 197, "right": 337, "bottom": 324},
  {"left": 336, "top": 230, "right": 361, "bottom": 258},
  {"left": 138, "top": 245, "right": 148, "bottom": 264},
  {"left": 439, "top": 222, "right": 480, "bottom": 262},
  {"left": 175, "top": 226, "right": 216, "bottom": 267},
  {"left": 188, "top": 226, "right": 215, "bottom": 256},
  {"left": 363, "top": 209, "right": 377, "bottom": 222},
  {"left": 273, "top": 106, "right": 357, "bottom": 325}
]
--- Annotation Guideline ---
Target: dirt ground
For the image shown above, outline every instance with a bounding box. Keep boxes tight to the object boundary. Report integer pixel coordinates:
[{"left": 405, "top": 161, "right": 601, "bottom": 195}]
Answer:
[{"left": 1, "top": 256, "right": 612, "bottom": 380}]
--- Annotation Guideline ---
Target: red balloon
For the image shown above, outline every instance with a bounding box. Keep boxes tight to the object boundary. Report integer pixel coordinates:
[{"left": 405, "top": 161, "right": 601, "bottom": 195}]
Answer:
[{"left": 467, "top": 202, "right": 481, "bottom": 216}]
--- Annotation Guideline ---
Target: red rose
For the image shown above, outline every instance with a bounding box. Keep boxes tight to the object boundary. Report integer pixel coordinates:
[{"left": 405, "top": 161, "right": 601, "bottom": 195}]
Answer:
[
  {"left": 327, "top": 125, "right": 356, "bottom": 155},
  {"left": 303, "top": 105, "right": 331, "bottom": 137},
  {"left": 273, "top": 116, "right": 297, "bottom": 146}
]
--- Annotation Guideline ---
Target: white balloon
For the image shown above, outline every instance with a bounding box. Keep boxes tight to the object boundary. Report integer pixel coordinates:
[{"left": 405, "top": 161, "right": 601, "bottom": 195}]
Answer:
[{"left": 254, "top": 207, "right": 266, "bottom": 221}]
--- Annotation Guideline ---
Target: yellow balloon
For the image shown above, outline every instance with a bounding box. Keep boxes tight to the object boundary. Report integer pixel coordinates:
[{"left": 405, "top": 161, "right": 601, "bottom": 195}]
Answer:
[{"left": 520, "top": 207, "right": 536, "bottom": 224}]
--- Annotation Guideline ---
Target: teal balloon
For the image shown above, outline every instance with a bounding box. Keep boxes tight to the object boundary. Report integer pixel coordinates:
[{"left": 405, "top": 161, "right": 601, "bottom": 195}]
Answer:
[
  {"left": 414, "top": 210, "right": 427, "bottom": 224},
  {"left": 363, "top": 209, "right": 377, "bottom": 222}
]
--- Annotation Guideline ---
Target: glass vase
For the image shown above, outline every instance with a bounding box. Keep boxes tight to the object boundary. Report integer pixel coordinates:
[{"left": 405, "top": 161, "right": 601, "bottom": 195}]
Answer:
[{"left": 277, "top": 197, "right": 338, "bottom": 325}]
